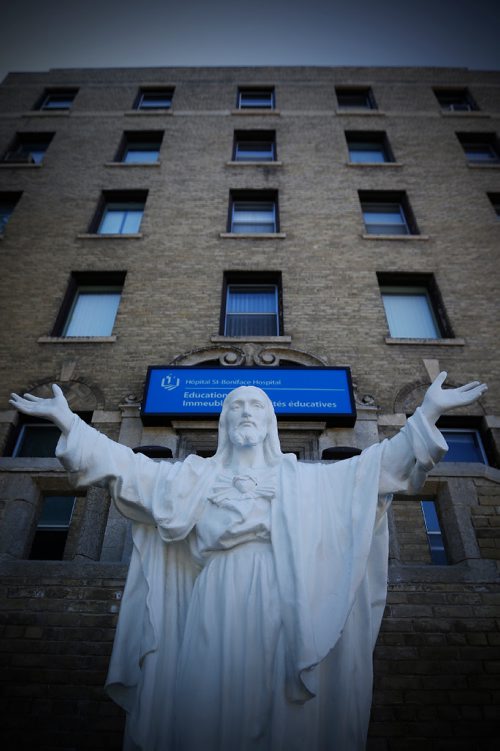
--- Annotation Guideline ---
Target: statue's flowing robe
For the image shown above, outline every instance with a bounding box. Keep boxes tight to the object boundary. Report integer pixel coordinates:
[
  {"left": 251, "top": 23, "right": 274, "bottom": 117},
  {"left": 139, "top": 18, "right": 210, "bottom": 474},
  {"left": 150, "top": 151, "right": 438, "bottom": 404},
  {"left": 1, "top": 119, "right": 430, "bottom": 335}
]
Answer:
[{"left": 56, "top": 409, "right": 446, "bottom": 751}]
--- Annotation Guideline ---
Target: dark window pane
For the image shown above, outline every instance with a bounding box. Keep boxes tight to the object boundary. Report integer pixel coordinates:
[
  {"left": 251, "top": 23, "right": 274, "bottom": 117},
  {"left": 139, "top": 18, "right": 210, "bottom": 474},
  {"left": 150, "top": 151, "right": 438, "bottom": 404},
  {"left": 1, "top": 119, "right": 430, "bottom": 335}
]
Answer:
[{"left": 14, "top": 425, "right": 61, "bottom": 457}]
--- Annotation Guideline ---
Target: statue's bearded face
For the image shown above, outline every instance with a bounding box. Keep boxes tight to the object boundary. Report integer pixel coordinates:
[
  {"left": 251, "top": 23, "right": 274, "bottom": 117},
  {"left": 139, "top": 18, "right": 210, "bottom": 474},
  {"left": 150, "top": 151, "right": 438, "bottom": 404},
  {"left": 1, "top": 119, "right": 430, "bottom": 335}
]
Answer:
[{"left": 225, "top": 388, "right": 269, "bottom": 448}]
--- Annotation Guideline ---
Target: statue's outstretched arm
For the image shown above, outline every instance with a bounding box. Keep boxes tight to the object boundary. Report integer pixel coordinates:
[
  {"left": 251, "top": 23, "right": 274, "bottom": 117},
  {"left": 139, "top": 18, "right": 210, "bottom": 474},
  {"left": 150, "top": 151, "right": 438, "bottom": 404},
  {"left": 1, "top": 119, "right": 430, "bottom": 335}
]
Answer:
[
  {"left": 419, "top": 371, "right": 487, "bottom": 424},
  {"left": 379, "top": 372, "right": 487, "bottom": 496},
  {"left": 9, "top": 384, "right": 75, "bottom": 434}
]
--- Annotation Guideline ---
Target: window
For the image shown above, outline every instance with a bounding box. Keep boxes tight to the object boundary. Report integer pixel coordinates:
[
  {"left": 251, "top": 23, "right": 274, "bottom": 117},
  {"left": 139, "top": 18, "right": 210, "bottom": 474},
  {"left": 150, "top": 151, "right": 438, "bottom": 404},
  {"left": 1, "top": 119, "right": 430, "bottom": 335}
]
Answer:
[
  {"left": 133, "top": 446, "right": 173, "bottom": 459},
  {"left": 377, "top": 273, "right": 453, "bottom": 340},
  {"left": 29, "top": 495, "right": 76, "bottom": 560},
  {"left": 37, "top": 89, "right": 78, "bottom": 111},
  {"left": 221, "top": 272, "right": 282, "bottom": 336},
  {"left": 321, "top": 447, "right": 362, "bottom": 461},
  {"left": 0, "top": 192, "right": 21, "bottom": 234},
  {"left": 233, "top": 130, "right": 276, "bottom": 161},
  {"left": 359, "top": 191, "right": 418, "bottom": 235},
  {"left": 135, "top": 88, "right": 174, "bottom": 110},
  {"left": 440, "top": 429, "right": 488, "bottom": 464},
  {"left": 336, "top": 87, "right": 376, "bottom": 110},
  {"left": 52, "top": 271, "right": 126, "bottom": 337},
  {"left": 12, "top": 419, "right": 61, "bottom": 458},
  {"left": 434, "top": 88, "right": 478, "bottom": 112},
  {"left": 116, "top": 131, "right": 163, "bottom": 163},
  {"left": 346, "top": 131, "right": 393, "bottom": 163},
  {"left": 6, "top": 411, "right": 92, "bottom": 457},
  {"left": 456, "top": 132, "right": 500, "bottom": 163},
  {"left": 421, "top": 500, "right": 448, "bottom": 565},
  {"left": 229, "top": 191, "right": 278, "bottom": 233},
  {"left": 2, "top": 133, "right": 54, "bottom": 165},
  {"left": 93, "top": 191, "right": 147, "bottom": 234},
  {"left": 238, "top": 88, "right": 275, "bottom": 109},
  {"left": 487, "top": 193, "right": 500, "bottom": 217}
]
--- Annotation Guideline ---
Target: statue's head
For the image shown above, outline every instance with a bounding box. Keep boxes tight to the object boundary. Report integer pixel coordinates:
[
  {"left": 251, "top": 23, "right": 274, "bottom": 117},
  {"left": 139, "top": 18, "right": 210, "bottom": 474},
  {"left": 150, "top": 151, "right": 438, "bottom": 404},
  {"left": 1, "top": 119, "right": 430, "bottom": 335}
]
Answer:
[{"left": 213, "top": 386, "right": 283, "bottom": 466}]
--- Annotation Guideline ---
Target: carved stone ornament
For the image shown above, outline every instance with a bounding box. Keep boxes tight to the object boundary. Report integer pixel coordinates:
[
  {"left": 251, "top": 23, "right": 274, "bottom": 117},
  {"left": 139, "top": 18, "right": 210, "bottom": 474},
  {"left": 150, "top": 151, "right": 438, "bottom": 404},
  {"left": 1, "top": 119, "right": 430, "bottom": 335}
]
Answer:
[{"left": 171, "top": 343, "right": 328, "bottom": 368}]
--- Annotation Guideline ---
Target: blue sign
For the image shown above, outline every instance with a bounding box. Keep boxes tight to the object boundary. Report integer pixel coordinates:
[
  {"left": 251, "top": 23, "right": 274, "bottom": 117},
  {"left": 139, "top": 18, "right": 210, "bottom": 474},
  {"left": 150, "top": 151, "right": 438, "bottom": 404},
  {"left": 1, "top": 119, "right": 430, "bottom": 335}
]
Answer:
[{"left": 142, "top": 367, "right": 356, "bottom": 426}]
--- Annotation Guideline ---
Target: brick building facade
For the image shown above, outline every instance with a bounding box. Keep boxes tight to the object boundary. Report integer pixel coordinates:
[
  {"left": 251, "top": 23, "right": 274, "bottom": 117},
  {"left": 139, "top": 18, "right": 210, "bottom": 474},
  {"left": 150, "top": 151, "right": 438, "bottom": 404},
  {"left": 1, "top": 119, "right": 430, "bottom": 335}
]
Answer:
[{"left": 0, "top": 66, "right": 499, "bottom": 749}]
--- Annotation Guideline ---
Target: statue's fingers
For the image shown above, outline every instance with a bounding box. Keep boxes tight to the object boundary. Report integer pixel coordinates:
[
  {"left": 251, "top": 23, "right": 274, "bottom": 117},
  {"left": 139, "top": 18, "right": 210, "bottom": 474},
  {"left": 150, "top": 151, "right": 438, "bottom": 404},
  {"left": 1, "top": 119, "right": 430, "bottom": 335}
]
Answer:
[
  {"left": 23, "top": 393, "right": 44, "bottom": 402},
  {"left": 434, "top": 371, "right": 447, "bottom": 387},
  {"left": 458, "top": 381, "right": 481, "bottom": 392},
  {"left": 52, "top": 384, "right": 63, "bottom": 397}
]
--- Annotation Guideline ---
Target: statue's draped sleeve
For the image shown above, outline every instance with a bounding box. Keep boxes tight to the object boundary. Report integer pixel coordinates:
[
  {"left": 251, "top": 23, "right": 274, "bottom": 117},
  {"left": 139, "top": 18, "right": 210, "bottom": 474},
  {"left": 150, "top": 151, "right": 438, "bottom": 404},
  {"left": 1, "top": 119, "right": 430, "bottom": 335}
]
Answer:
[{"left": 271, "top": 407, "right": 447, "bottom": 717}]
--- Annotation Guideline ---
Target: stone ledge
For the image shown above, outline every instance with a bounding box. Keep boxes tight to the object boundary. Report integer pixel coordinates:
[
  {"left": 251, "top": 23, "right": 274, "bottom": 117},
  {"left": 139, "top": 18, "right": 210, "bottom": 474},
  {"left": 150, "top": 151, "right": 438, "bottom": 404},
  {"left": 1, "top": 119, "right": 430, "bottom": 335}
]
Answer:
[
  {"left": 335, "top": 109, "right": 385, "bottom": 116},
  {"left": 0, "top": 457, "right": 64, "bottom": 471},
  {"left": 38, "top": 335, "right": 117, "bottom": 343},
  {"left": 22, "top": 110, "right": 70, "bottom": 117},
  {"left": 0, "top": 162, "right": 42, "bottom": 169},
  {"left": 362, "top": 233, "right": 430, "bottom": 241},
  {"left": 77, "top": 233, "right": 143, "bottom": 239},
  {"left": 346, "top": 162, "right": 402, "bottom": 168},
  {"left": 0, "top": 559, "right": 128, "bottom": 577},
  {"left": 219, "top": 232, "right": 286, "bottom": 239},
  {"left": 429, "top": 463, "right": 500, "bottom": 482},
  {"left": 467, "top": 162, "right": 500, "bottom": 169},
  {"left": 104, "top": 162, "right": 160, "bottom": 168},
  {"left": 231, "top": 109, "right": 281, "bottom": 116},
  {"left": 388, "top": 558, "right": 498, "bottom": 584},
  {"left": 384, "top": 337, "right": 465, "bottom": 346},
  {"left": 210, "top": 335, "right": 292, "bottom": 343},
  {"left": 225, "top": 161, "right": 283, "bottom": 167},
  {"left": 124, "top": 109, "right": 173, "bottom": 116},
  {"left": 440, "top": 110, "right": 491, "bottom": 118}
]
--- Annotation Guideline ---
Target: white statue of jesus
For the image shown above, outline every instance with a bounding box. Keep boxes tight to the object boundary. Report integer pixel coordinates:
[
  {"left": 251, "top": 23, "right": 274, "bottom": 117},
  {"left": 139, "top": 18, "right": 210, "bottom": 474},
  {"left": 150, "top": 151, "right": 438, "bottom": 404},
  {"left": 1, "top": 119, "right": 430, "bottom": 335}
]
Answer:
[{"left": 10, "top": 373, "right": 486, "bottom": 751}]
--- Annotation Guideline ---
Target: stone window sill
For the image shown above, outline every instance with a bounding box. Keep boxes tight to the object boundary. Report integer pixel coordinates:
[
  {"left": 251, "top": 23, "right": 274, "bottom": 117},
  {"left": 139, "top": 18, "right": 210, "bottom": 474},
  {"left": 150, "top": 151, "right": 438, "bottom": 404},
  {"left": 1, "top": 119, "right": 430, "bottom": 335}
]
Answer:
[
  {"left": 77, "top": 233, "right": 143, "bottom": 239},
  {"left": 440, "top": 111, "right": 490, "bottom": 118},
  {"left": 226, "top": 161, "right": 282, "bottom": 167},
  {"left": 38, "top": 336, "right": 117, "bottom": 343},
  {"left": 467, "top": 163, "right": 500, "bottom": 169},
  {"left": 104, "top": 162, "right": 160, "bottom": 168},
  {"left": 210, "top": 335, "right": 291, "bottom": 343},
  {"left": 124, "top": 109, "right": 173, "bottom": 116},
  {"left": 362, "top": 233, "right": 430, "bottom": 241},
  {"left": 385, "top": 337, "right": 465, "bottom": 346},
  {"left": 335, "top": 109, "right": 384, "bottom": 116},
  {"left": 231, "top": 109, "right": 281, "bottom": 116},
  {"left": 220, "top": 232, "right": 286, "bottom": 239},
  {"left": 24, "top": 110, "right": 70, "bottom": 117},
  {"left": 0, "top": 162, "right": 42, "bottom": 169},
  {"left": 0, "top": 457, "right": 64, "bottom": 471},
  {"left": 346, "top": 162, "right": 402, "bottom": 168}
]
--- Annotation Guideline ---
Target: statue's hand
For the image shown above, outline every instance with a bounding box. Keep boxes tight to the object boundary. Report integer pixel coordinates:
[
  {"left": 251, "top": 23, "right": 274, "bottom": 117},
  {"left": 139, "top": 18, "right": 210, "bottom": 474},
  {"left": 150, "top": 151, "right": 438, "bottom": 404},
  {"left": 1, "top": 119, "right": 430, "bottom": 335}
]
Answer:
[
  {"left": 421, "top": 371, "right": 488, "bottom": 424},
  {"left": 9, "top": 384, "right": 75, "bottom": 435}
]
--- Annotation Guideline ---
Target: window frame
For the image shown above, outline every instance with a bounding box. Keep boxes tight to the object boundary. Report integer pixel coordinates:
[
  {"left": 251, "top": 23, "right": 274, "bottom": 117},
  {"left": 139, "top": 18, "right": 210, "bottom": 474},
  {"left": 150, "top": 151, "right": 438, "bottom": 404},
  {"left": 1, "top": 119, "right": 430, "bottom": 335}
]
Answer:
[
  {"left": 51, "top": 271, "right": 127, "bottom": 338},
  {"left": 91, "top": 190, "right": 148, "bottom": 235},
  {"left": 219, "top": 271, "right": 283, "bottom": 337},
  {"left": 116, "top": 130, "right": 164, "bottom": 164},
  {"left": 37, "top": 89, "right": 78, "bottom": 111},
  {"left": 377, "top": 272, "right": 454, "bottom": 340},
  {"left": 134, "top": 88, "right": 174, "bottom": 110},
  {"left": 228, "top": 190, "right": 279, "bottom": 234},
  {"left": 456, "top": 132, "right": 500, "bottom": 164},
  {"left": 29, "top": 494, "right": 76, "bottom": 561},
  {"left": 0, "top": 191, "right": 22, "bottom": 234},
  {"left": 487, "top": 192, "right": 500, "bottom": 218},
  {"left": 233, "top": 130, "right": 276, "bottom": 162},
  {"left": 345, "top": 130, "right": 394, "bottom": 163},
  {"left": 3, "top": 132, "right": 54, "bottom": 165},
  {"left": 335, "top": 86, "right": 377, "bottom": 110},
  {"left": 433, "top": 88, "right": 478, "bottom": 112},
  {"left": 237, "top": 87, "right": 275, "bottom": 110},
  {"left": 421, "top": 499, "right": 448, "bottom": 565},
  {"left": 359, "top": 190, "right": 419, "bottom": 236}
]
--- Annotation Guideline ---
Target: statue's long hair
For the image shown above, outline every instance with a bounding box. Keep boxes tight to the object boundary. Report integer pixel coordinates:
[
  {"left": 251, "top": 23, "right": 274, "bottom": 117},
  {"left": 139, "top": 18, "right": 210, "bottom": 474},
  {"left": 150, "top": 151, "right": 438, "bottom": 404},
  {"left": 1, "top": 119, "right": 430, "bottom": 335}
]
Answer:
[{"left": 213, "top": 386, "right": 284, "bottom": 467}]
